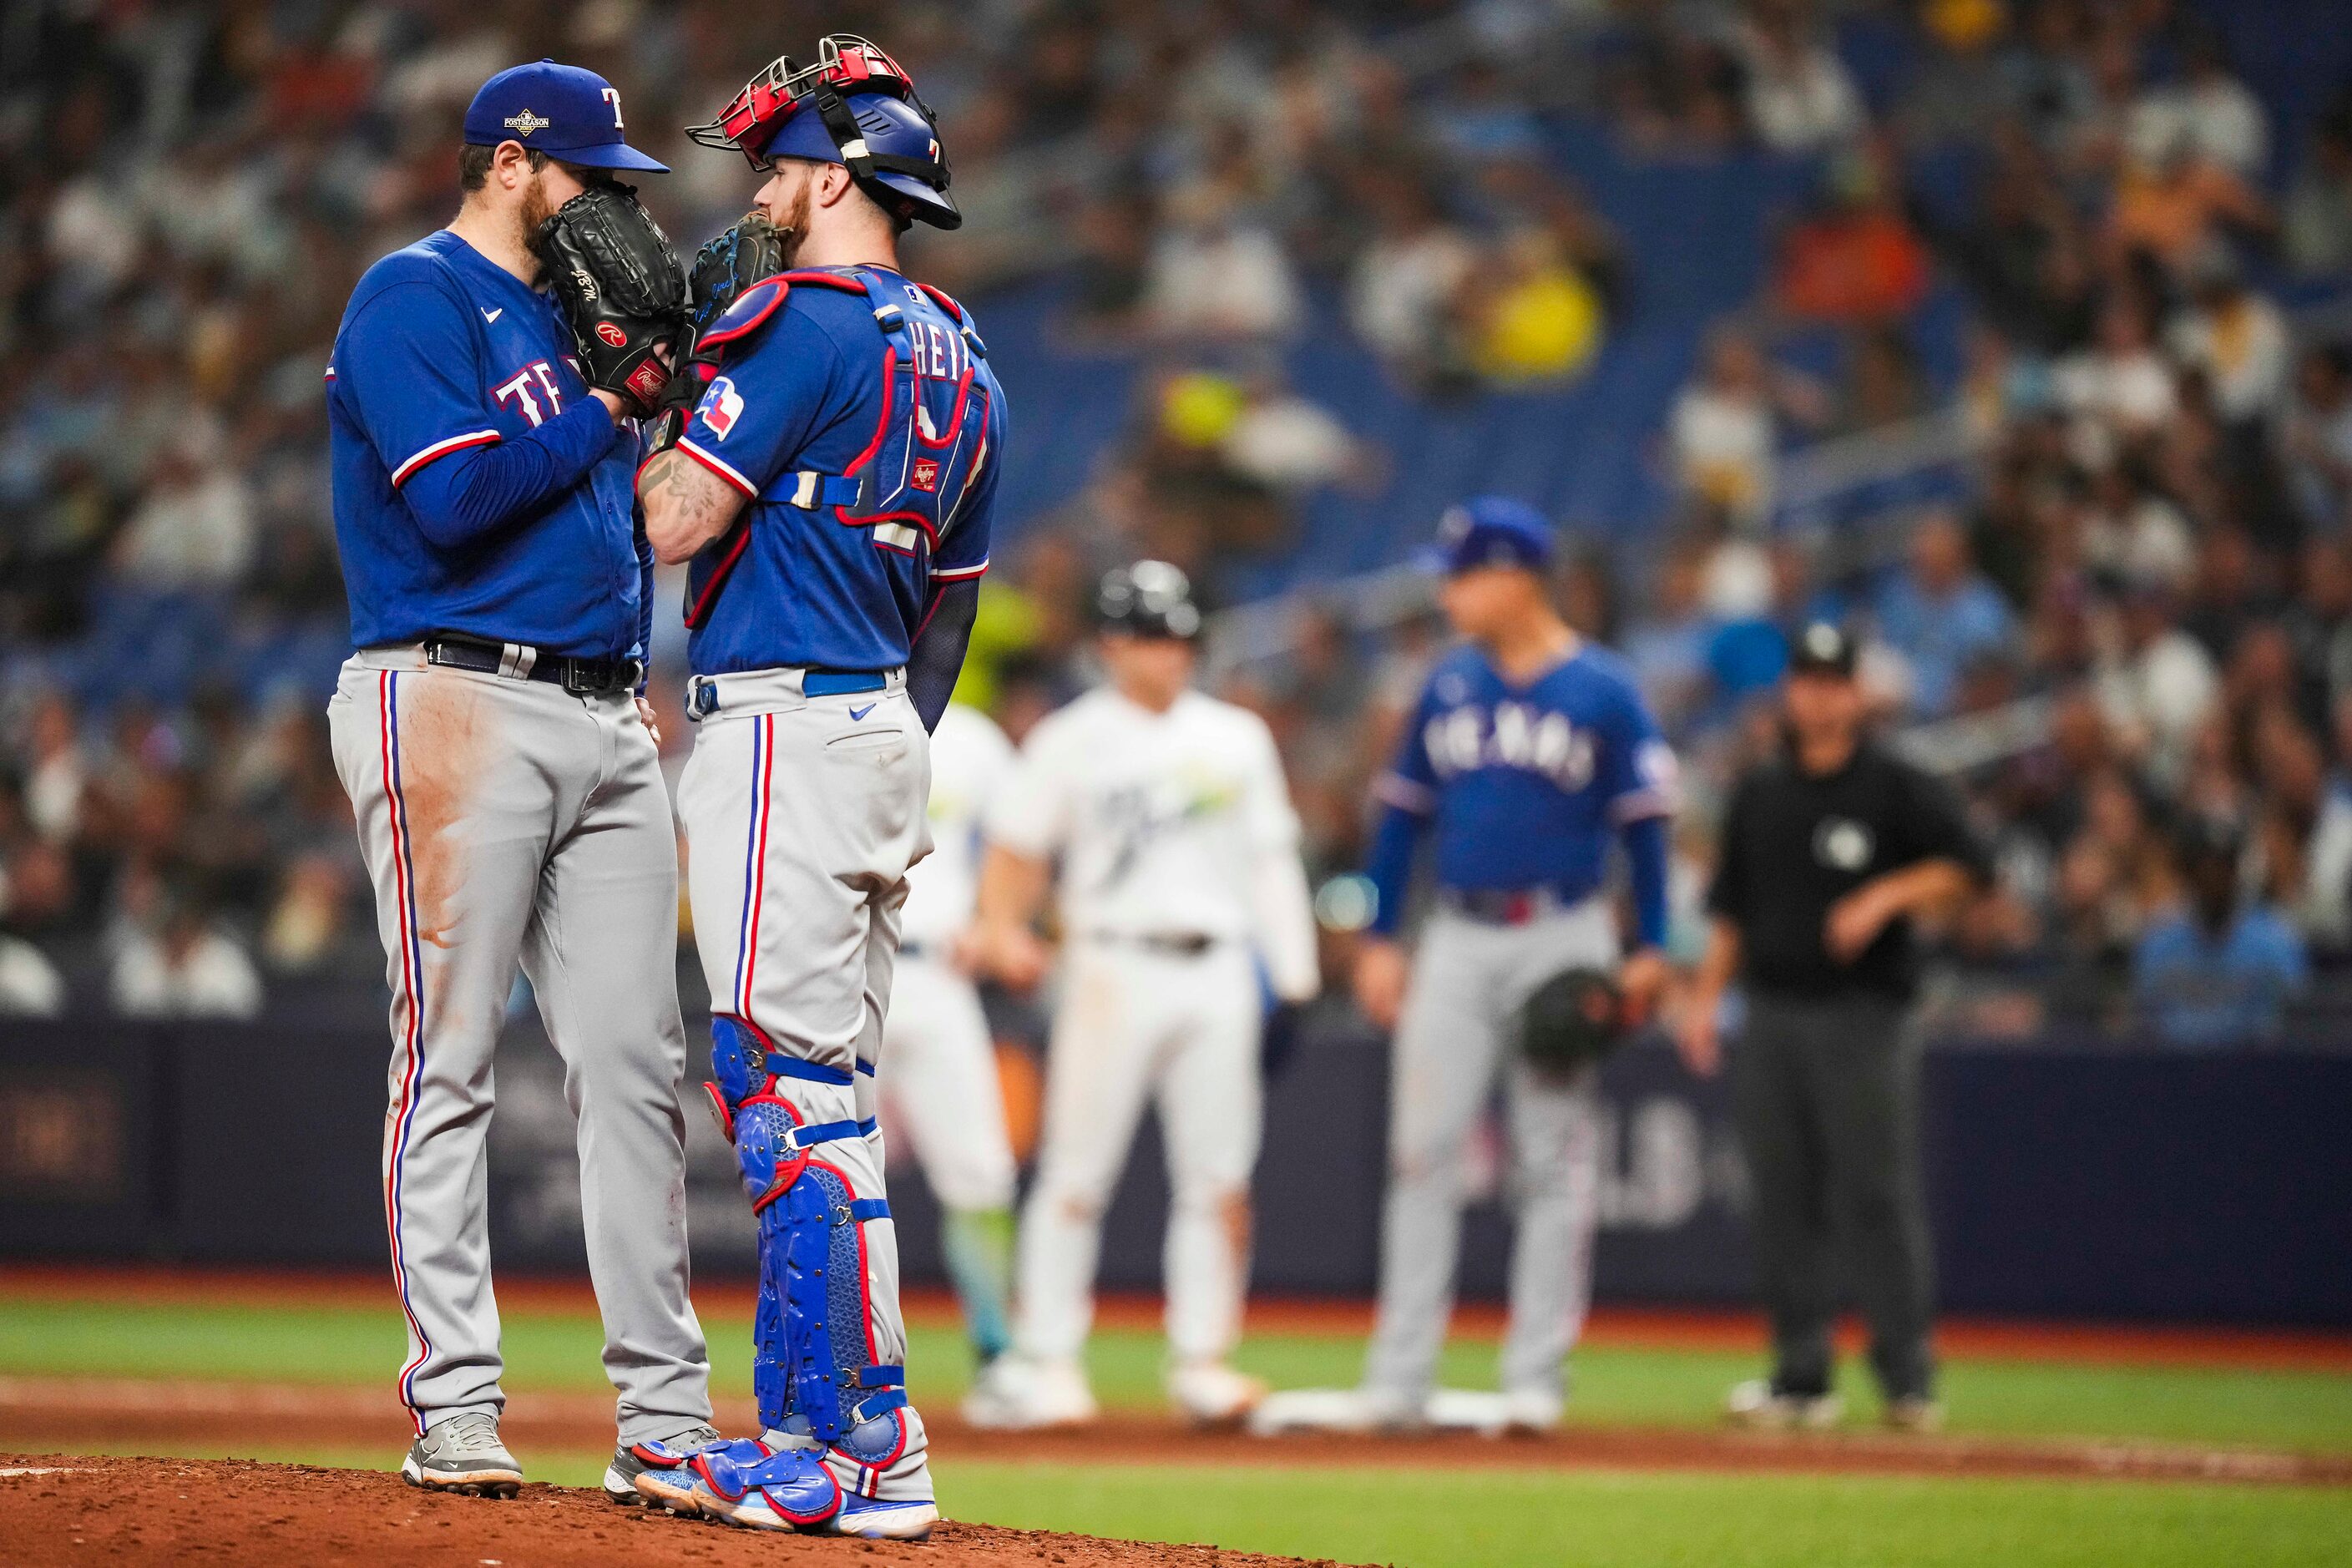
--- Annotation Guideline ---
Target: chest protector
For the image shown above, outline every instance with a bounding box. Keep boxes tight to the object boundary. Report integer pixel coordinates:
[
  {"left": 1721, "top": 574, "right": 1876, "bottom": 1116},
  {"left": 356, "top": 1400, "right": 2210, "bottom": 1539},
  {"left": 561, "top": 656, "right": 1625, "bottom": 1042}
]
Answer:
[{"left": 683, "top": 267, "right": 994, "bottom": 630}]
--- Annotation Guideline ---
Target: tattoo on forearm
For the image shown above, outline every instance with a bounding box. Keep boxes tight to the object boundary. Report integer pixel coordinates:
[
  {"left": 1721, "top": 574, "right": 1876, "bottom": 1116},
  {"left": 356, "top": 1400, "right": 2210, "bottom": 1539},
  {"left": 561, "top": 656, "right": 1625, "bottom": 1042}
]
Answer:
[{"left": 640, "top": 450, "right": 736, "bottom": 546}]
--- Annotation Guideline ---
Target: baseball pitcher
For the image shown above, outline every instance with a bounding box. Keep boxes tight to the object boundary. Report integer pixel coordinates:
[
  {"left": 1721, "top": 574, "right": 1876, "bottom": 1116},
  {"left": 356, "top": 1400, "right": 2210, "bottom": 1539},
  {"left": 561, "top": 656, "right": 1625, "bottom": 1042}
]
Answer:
[
  {"left": 1253, "top": 498, "right": 1676, "bottom": 1437},
  {"left": 964, "top": 563, "right": 1321, "bottom": 1429},
  {"left": 599, "top": 35, "right": 1000, "bottom": 1541},
  {"left": 882, "top": 700, "right": 1019, "bottom": 1368},
  {"left": 323, "top": 63, "right": 713, "bottom": 1495}
]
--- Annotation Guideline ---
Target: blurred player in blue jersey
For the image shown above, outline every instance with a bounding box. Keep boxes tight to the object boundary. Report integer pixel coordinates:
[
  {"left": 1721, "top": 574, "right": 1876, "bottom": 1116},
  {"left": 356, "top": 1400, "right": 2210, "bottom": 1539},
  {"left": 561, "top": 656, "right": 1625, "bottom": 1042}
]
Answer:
[
  {"left": 615, "top": 35, "right": 1004, "bottom": 1542},
  {"left": 322, "top": 61, "right": 716, "bottom": 1498},
  {"left": 1253, "top": 497, "right": 1677, "bottom": 1438}
]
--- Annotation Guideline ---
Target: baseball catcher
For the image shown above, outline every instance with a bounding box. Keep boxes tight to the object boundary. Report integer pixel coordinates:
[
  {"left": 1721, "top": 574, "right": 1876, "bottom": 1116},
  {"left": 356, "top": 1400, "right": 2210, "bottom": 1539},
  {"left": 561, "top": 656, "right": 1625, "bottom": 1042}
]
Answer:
[{"left": 562, "top": 34, "right": 999, "bottom": 1544}]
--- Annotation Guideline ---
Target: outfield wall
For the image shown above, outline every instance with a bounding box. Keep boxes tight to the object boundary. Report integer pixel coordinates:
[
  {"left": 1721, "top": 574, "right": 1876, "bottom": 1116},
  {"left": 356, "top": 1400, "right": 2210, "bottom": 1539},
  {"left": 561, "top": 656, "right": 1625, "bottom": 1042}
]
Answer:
[{"left": 0, "top": 1018, "right": 2344, "bottom": 1327}]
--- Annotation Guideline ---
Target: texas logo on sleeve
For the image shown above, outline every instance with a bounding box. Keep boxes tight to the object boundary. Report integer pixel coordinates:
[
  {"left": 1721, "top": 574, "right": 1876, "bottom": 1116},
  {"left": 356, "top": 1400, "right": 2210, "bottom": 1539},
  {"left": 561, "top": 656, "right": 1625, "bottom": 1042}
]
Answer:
[{"left": 698, "top": 376, "right": 746, "bottom": 440}]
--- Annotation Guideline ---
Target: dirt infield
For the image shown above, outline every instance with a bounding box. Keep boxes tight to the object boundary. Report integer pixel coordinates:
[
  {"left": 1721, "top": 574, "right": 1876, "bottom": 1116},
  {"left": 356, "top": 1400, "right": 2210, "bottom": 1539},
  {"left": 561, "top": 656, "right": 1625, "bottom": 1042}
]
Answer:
[
  {"left": 1, "top": 1376, "right": 2344, "bottom": 1489},
  {"left": 0, "top": 1454, "right": 1355, "bottom": 1567}
]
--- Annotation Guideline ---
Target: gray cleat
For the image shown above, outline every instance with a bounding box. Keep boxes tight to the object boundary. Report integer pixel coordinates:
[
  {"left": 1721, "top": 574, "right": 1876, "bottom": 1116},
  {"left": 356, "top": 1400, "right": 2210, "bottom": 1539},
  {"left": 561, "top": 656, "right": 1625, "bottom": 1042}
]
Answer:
[
  {"left": 604, "top": 1422, "right": 725, "bottom": 1512},
  {"left": 400, "top": 1411, "right": 524, "bottom": 1497}
]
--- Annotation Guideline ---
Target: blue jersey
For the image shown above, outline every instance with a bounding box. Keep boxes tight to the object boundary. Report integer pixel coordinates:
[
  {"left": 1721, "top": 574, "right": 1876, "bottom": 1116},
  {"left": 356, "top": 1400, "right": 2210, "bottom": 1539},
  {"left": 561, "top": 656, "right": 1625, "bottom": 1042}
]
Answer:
[
  {"left": 327, "top": 230, "right": 647, "bottom": 659},
  {"left": 1367, "top": 642, "right": 1676, "bottom": 934},
  {"left": 673, "top": 265, "right": 1004, "bottom": 675}
]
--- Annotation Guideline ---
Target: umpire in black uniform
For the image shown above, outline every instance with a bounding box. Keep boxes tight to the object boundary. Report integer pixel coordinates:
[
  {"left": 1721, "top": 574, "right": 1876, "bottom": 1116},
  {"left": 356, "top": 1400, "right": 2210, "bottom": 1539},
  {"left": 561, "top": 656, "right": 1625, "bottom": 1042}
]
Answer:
[{"left": 1679, "top": 622, "right": 1989, "bottom": 1432}]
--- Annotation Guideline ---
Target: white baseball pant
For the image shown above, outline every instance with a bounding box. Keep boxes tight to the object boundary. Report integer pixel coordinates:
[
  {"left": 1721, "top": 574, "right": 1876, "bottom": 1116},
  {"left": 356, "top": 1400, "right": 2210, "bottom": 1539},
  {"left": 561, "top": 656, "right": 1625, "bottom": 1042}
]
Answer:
[
  {"left": 1014, "top": 938, "right": 1262, "bottom": 1367},
  {"left": 883, "top": 953, "right": 1017, "bottom": 1214}
]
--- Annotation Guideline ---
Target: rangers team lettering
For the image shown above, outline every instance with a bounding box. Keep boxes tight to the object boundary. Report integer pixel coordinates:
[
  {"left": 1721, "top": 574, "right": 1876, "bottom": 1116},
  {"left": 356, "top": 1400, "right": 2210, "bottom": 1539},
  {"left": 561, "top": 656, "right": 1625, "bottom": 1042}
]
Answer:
[
  {"left": 492, "top": 361, "right": 568, "bottom": 427},
  {"left": 1424, "top": 701, "right": 1598, "bottom": 791}
]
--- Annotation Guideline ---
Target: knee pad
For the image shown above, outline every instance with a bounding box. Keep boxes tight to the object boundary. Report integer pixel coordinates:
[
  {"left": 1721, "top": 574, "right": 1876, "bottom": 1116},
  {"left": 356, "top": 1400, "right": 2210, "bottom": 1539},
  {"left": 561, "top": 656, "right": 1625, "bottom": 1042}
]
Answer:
[{"left": 704, "top": 1014, "right": 774, "bottom": 1139}]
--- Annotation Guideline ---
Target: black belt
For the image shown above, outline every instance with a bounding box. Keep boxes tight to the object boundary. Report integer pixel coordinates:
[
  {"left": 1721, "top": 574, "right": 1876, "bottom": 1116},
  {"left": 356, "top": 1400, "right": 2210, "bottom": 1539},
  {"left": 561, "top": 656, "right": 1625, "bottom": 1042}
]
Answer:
[
  {"left": 1083, "top": 931, "right": 1219, "bottom": 957},
  {"left": 424, "top": 635, "right": 643, "bottom": 696}
]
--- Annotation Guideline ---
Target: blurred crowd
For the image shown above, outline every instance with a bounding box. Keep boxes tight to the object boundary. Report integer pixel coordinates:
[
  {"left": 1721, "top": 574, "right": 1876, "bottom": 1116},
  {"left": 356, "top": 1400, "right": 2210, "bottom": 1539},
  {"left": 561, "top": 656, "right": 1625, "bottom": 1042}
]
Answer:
[{"left": 1, "top": 0, "right": 2349, "bottom": 1045}]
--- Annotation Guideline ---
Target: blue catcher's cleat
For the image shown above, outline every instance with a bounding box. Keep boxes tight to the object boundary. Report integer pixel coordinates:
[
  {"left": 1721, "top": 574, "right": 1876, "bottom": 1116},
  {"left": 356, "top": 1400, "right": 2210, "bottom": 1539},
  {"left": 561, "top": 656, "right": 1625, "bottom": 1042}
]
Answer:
[
  {"left": 827, "top": 1490, "right": 940, "bottom": 1541},
  {"left": 689, "top": 1439, "right": 843, "bottom": 1531}
]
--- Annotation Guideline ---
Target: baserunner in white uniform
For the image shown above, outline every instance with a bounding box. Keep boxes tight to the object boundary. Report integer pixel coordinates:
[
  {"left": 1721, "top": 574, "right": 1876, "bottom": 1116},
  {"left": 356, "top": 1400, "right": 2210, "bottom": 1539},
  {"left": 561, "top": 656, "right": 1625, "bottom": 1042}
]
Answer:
[
  {"left": 883, "top": 700, "right": 1019, "bottom": 1367},
  {"left": 965, "top": 563, "right": 1320, "bottom": 1429}
]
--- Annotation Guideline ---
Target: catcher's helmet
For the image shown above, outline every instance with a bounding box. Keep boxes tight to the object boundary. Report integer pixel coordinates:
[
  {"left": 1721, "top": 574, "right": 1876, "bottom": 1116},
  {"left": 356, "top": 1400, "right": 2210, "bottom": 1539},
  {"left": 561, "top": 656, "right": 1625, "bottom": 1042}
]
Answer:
[
  {"left": 1096, "top": 561, "right": 1201, "bottom": 640},
  {"left": 686, "top": 34, "right": 959, "bottom": 231}
]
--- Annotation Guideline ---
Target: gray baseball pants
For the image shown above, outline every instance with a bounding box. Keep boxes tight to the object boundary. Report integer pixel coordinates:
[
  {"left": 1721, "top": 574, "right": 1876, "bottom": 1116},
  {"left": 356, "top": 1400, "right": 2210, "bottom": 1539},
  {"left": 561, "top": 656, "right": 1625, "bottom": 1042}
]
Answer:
[
  {"left": 328, "top": 648, "right": 711, "bottom": 1443},
  {"left": 1362, "top": 901, "right": 1615, "bottom": 1404},
  {"left": 672, "top": 666, "right": 935, "bottom": 1498},
  {"left": 1733, "top": 992, "right": 1935, "bottom": 1401}
]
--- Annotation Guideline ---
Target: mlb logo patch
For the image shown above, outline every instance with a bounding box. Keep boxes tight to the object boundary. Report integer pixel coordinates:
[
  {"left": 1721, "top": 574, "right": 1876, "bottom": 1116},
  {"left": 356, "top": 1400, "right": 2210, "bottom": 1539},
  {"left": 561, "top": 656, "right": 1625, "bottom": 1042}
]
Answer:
[
  {"left": 699, "top": 377, "right": 745, "bottom": 441},
  {"left": 911, "top": 458, "right": 940, "bottom": 492}
]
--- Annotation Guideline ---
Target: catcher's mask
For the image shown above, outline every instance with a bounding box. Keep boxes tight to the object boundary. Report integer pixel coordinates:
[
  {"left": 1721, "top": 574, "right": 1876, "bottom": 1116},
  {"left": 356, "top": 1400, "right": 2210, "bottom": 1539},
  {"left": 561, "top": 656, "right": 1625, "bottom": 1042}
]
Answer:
[{"left": 686, "top": 34, "right": 959, "bottom": 231}]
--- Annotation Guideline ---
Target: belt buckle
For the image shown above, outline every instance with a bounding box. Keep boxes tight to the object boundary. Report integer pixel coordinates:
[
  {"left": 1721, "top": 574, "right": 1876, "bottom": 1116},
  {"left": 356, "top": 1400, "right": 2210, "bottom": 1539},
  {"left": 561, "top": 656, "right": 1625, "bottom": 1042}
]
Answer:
[{"left": 558, "top": 658, "right": 596, "bottom": 696}]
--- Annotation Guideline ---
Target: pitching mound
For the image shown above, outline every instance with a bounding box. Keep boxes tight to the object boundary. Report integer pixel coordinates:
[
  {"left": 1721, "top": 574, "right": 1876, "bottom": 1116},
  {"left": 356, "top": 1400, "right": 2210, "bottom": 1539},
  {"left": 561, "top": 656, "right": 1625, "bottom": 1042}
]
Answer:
[{"left": 0, "top": 1454, "right": 1362, "bottom": 1567}]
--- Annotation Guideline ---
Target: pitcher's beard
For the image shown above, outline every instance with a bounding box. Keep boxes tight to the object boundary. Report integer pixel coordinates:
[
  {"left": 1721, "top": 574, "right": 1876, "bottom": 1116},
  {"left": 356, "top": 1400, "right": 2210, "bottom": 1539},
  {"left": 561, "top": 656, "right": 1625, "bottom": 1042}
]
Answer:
[{"left": 517, "top": 172, "right": 564, "bottom": 273}]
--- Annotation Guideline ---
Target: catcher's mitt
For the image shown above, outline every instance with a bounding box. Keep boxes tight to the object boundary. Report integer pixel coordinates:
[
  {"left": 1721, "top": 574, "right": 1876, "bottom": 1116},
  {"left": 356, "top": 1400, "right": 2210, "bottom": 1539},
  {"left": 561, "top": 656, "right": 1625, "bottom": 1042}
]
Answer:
[
  {"left": 534, "top": 183, "right": 687, "bottom": 415},
  {"left": 642, "top": 214, "right": 794, "bottom": 458},
  {"left": 1517, "top": 967, "right": 1628, "bottom": 1075},
  {"left": 687, "top": 213, "right": 792, "bottom": 340}
]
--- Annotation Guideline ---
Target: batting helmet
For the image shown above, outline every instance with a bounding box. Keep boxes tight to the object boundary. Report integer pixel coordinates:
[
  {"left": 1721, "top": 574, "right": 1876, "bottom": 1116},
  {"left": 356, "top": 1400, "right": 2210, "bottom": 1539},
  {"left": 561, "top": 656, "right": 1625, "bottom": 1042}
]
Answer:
[
  {"left": 1096, "top": 561, "right": 1201, "bottom": 640},
  {"left": 686, "top": 34, "right": 959, "bottom": 231}
]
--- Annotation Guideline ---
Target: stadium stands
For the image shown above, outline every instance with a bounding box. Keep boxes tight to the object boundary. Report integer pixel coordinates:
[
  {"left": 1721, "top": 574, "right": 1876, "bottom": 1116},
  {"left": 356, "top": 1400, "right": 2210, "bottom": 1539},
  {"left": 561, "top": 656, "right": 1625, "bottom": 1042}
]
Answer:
[{"left": 3, "top": 0, "right": 2351, "bottom": 1045}]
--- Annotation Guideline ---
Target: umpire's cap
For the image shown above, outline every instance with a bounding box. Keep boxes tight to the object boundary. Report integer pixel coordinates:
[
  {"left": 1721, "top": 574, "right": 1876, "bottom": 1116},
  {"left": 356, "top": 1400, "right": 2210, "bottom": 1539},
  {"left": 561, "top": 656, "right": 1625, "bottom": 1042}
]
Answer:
[
  {"left": 686, "top": 34, "right": 959, "bottom": 230},
  {"left": 1097, "top": 561, "right": 1201, "bottom": 640},
  {"left": 1788, "top": 620, "right": 1858, "bottom": 678}
]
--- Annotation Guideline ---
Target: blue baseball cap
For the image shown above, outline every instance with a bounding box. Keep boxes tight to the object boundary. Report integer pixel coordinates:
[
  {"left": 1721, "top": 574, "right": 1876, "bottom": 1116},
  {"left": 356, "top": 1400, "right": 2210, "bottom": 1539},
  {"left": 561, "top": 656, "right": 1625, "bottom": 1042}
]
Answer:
[
  {"left": 1419, "top": 496, "right": 1555, "bottom": 576},
  {"left": 463, "top": 59, "right": 668, "bottom": 173}
]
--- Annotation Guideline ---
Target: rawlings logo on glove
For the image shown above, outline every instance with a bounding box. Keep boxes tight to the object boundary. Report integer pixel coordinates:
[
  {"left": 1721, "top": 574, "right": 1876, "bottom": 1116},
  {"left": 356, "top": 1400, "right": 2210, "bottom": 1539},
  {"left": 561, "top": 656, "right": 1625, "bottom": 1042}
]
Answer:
[{"left": 535, "top": 183, "right": 687, "bottom": 417}]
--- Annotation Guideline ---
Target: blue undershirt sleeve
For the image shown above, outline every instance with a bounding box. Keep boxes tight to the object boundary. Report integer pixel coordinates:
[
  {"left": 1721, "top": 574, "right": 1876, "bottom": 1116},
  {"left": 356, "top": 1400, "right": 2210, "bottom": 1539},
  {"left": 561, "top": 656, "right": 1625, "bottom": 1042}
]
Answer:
[
  {"left": 907, "top": 579, "right": 979, "bottom": 733},
  {"left": 1364, "top": 802, "right": 1427, "bottom": 938},
  {"left": 398, "top": 397, "right": 616, "bottom": 549},
  {"left": 633, "top": 503, "right": 655, "bottom": 690},
  {"left": 1621, "top": 813, "right": 1670, "bottom": 950}
]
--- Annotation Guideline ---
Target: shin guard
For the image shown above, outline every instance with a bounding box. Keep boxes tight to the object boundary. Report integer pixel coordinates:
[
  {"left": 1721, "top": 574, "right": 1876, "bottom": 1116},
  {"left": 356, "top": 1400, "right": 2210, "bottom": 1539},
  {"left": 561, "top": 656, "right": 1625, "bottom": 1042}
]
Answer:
[{"left": 707, "top": 1016, "right": 906, "bottom": 1444}]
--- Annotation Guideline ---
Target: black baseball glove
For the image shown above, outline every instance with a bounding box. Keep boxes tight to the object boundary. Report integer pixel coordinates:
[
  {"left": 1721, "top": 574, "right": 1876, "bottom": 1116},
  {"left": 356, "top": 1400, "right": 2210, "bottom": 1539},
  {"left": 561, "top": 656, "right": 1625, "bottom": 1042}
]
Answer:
[
  {"left": 643, "top": 213, "right": 794, "bottom": 459},
  {"left": 534, "top": 183, "right": 687, "bottom": 417},
  {"left": 686, "top": 212, "right": 792, "bottom": 339},
  {"left": 1517, "top": 967, "right": 1628, "bottom": 1075}
]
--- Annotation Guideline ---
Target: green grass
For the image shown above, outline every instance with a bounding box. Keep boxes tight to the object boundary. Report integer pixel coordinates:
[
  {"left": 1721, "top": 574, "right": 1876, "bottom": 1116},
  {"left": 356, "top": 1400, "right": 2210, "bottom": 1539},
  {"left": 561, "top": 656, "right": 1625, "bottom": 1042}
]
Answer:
[
  {"left": 3, "top": 1293, "right": 2347, "bottom": 1454},
  {"left": 36, "top": 1441, "right": 2349, "bottom": 1568}
]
